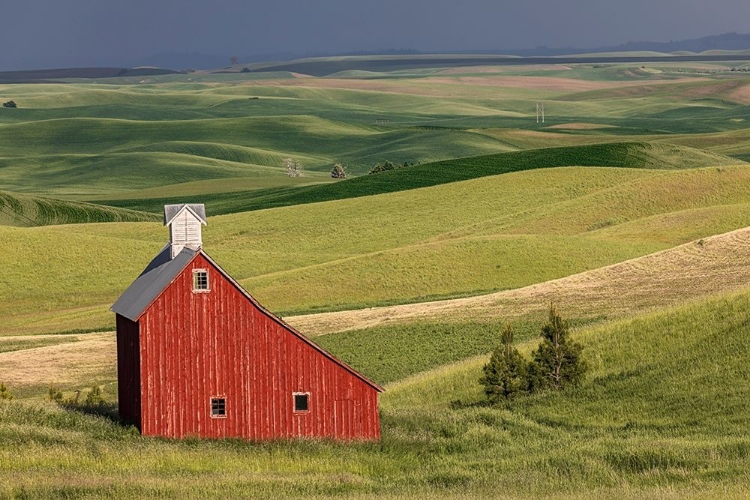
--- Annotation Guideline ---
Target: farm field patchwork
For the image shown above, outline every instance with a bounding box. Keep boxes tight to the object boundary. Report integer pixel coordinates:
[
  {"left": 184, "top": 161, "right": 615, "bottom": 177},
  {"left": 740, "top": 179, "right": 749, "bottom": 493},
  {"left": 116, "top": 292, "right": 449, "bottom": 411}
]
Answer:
[
  {"left": 8, "top": 162, "right": 750, "bottom": 334},
  {"left": 3, "top": 58, "right": 750, "bottom": 498}
]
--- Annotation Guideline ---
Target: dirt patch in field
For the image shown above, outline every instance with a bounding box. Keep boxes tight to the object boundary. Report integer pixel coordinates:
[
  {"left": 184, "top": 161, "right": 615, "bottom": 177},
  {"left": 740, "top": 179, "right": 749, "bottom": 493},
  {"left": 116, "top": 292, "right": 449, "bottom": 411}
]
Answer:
[
  {"left": 678, "top": 79, "right": 747, "bottom": 100},
  {"left": 728, "top": 83, "right": 750, "bottom": 104},
  {"left": 437, "top": 64, "right": 573, "bottom": 75},
  {"left": 287, "top": 226, "right": 750, "bottom": 336},
  {"left": 423, "top": 76, "right": 608, "bottom": 91},
  {"left": 0, "top": 333, "right": 114, "bottom": 387}
]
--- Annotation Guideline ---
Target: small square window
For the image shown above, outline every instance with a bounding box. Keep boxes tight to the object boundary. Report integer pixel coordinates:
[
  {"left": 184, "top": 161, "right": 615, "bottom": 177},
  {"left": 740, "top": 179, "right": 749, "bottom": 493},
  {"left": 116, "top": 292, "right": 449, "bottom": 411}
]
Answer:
[
  {"left": 293, "top": 393, "right": 309, "bottom": 412},
  {"left": 193, "top": 269, "right": 209, "bottom": 292},
  {"left": 211, "top": 397, "right": 226, "bottom": 417}
]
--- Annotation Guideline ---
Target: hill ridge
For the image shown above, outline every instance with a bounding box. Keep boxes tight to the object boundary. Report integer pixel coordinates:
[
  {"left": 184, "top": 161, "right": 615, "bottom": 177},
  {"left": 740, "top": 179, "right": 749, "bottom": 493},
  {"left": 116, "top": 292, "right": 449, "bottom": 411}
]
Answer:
[{"left": 287, "top": 223, "right": 750, "bottom": 335}]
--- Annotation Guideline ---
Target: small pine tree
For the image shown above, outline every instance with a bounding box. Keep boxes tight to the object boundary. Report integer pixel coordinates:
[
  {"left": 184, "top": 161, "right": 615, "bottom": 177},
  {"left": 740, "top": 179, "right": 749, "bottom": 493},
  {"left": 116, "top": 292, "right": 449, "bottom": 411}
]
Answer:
[
  {"left": 0, "top": 382, "right": 13, "bottom": 400},
  {"left": 48, "top": 384, "right": 63, "bottom": 402},
  {"left": 480, "top": 324, "right": 529, "bottom": 403},
  {"left": 85, "top": 386, "right": 105, "bottom": 407},
  {"left": 529, "top": 305, "right": 587, "bottom": 391},
  {"left": 330, "top": 163, "right": 347, "bottom": 179}
]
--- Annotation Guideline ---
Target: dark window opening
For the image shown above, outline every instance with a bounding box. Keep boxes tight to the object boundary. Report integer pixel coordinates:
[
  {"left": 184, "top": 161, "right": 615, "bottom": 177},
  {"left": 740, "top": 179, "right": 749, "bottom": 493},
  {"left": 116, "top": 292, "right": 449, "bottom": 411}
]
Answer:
[
  {"left": 211, "top": 397, "right": 226, "bottom": 417},
  {"left": 294, "top": 393, "right": 309, "bottom": 412},
  {"left": 193, "top": 269, "right": 209, "bottom": 292}
]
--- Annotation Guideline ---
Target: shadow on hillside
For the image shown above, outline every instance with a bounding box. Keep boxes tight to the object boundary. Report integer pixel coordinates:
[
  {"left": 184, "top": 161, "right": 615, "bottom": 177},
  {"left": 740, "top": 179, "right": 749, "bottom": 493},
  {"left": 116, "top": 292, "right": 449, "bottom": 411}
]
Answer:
[{"left": 61, "top": 401, "right": 123, "bottom": 424}]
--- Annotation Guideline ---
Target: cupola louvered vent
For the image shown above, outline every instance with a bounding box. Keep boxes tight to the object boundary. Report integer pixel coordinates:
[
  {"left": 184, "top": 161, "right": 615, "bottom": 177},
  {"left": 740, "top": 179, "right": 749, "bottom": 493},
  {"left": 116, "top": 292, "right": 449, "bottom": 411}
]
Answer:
[{"left": 163, "top": 204, "right": 207, "bottom": 258}]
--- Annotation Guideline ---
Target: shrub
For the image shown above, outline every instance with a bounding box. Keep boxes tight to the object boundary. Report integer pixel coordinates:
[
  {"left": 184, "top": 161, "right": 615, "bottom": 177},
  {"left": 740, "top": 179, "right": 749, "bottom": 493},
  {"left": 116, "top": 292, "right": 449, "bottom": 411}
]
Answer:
[
  {"left": 0, "top": 382, "right": 13, "bottom": 400},
  {"left": 529, "top": 305, "right": 588, "bottom": 391},
  {"left": 85, "top": 386, "right": 106, "bottom": 407},
  {"left": 330, "top": 163, "right": 347, "bottom": 179},
  {"left": 283, "top": 157, "right": 304, "bottom": 177},
  {"left": 48, "top": 384, "right": 63, "bottom": 402},
  {"left": 2, "top": 101, "right": 17, "bottom": 108},
  {"left": 480, "top": 325, "right": 529, "bottom": 403},
  {"left": 369, "top": 160, "right": 396, "bottom": 175}
]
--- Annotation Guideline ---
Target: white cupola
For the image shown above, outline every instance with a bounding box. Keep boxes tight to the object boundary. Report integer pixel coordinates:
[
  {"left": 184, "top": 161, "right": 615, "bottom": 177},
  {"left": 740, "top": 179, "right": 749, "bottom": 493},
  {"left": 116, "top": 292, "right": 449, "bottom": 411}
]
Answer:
[{"left": 163, "top": 204, "right": 207, "bottom": 258}]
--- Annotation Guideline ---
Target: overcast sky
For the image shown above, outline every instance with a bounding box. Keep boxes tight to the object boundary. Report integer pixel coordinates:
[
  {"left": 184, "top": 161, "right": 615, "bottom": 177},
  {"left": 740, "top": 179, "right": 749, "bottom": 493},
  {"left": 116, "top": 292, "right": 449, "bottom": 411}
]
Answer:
[{"left": 2, "top": 0, "right": 750, "bottom": 70}]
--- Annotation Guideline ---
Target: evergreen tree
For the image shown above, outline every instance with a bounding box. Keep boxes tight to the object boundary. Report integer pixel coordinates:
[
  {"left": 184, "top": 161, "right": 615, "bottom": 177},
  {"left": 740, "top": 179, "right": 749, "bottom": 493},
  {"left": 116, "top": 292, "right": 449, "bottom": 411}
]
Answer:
[
  {"left": 529, "top": 305, "right": 587, "bottom": 391},
  {"left": 480, "top": 324, "right": 529, "bottom": 403},
  {"left": 0, "top": 382, "right": 13, "bottom": 400}
]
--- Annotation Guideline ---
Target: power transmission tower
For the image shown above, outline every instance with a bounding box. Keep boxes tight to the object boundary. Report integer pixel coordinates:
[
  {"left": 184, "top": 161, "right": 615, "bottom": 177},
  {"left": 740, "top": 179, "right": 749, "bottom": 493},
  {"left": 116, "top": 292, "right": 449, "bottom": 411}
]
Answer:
[{"left": 536, "top": 102, "right": 545, "bottom": 124}]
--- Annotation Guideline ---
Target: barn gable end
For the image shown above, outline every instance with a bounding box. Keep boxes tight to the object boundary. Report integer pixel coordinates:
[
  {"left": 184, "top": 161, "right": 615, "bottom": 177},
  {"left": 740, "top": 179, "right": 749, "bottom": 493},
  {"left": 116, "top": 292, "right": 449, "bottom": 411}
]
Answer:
[{"left": 112, "top": 204, "right": 381, "bottom": 441}]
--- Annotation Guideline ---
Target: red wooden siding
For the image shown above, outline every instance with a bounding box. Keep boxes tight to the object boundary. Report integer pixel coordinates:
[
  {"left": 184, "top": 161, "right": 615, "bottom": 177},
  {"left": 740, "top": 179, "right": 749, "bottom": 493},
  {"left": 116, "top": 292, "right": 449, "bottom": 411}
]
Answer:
[
  {"left": 116, "top": 314, "right": 141, "bottom": 429},
  {"left": 135, "top": 253, "right": 380, "bottom": 440}
]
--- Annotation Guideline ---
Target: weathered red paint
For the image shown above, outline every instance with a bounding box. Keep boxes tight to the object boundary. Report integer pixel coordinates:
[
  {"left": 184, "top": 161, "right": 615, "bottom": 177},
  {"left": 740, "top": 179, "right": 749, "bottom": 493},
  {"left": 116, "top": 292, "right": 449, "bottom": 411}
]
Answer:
[{"left": 116, "top": 252, "right": 381, "bottom": 441}]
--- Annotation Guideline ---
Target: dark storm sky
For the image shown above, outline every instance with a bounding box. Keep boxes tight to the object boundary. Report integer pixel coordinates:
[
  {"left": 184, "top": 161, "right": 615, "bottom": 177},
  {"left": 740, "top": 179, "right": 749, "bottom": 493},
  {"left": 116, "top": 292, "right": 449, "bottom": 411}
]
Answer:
[{"left": 2, "top": 0, "right": 750, "bottom": 70}]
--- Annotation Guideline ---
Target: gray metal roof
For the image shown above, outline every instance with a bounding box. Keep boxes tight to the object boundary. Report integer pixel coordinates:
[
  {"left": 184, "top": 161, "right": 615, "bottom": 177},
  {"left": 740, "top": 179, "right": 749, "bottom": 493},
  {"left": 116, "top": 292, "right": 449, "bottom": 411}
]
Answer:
[
  {"left": 163, "top": 204, "right": 207, "bottom": 226},
  {"left": 111, "top": 247, "right": 197, "bottom": 321}
]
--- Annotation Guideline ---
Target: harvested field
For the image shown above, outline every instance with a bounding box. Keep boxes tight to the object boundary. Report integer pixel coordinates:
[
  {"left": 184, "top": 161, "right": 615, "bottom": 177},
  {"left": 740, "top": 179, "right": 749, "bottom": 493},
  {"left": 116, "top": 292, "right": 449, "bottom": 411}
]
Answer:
[
  {"left": 287, "top": 225, "right": 750, "bottom": 335},
  {"left": 0, "top": 333, "right": 114, "bottom": 387}
]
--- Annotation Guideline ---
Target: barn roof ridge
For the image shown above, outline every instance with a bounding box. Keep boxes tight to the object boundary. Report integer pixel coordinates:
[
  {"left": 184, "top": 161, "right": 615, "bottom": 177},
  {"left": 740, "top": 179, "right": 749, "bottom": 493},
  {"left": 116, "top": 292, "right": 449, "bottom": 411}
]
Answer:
[{"left": 111, "top": 246, "right": 384, "bottom": 393}]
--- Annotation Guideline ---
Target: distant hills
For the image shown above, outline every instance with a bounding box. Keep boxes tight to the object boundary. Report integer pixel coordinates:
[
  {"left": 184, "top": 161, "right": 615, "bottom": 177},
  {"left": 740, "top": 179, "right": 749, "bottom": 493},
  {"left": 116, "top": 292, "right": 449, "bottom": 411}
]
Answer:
[
  {"left": 133, "top": 33, "right": 750, "bottom": 71},
  {"left": 0, "top": 66, "right": 180, "bottom": 83},
  {"left": 511, "top": 32, "right": 750, "bottom": 57}
]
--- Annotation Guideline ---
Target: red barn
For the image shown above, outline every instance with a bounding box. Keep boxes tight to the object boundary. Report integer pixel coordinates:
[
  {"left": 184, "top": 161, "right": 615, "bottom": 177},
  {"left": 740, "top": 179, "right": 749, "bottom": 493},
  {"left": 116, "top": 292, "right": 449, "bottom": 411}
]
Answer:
[{"left": 111, "top": 204, "right": 382, "bottom": 441}]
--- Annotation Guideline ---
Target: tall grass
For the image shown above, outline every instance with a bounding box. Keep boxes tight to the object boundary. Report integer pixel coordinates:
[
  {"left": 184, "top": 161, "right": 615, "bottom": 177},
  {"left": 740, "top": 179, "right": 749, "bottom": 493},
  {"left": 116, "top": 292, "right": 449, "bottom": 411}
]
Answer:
[{"left": 3, "top": 289, "right": 750, "bottom": 498}]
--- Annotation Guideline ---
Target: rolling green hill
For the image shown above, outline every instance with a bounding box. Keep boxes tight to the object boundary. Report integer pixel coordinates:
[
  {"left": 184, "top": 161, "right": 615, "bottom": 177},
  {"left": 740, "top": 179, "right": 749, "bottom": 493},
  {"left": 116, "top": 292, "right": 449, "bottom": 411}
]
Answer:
[
  {"left": 100, "top": 142, "right": 744, "bottom": 215},
  {"left": 0, "top": 190, "right": 157, "bottom": 227},
  {"left": 3, "top": 62, "right": 750, "bottom": 499},
  {"left": 5, "top": 161, "right": 750, "bottom": 335}
]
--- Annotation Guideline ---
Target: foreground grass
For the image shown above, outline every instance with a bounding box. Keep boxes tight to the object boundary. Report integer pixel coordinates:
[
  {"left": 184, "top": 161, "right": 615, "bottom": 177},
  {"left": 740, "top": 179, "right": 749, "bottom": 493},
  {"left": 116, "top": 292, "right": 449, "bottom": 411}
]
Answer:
[{"left": 2, "top": 289, "right": 750, "bottom": 498}]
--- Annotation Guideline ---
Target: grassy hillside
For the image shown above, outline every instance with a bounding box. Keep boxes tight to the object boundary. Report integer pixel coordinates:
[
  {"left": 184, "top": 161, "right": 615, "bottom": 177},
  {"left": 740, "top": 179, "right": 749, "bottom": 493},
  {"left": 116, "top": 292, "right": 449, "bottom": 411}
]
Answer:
[
  {"left": 292, "top": 222, "right": 750, "bottom": 338},
  {"left": 2, "top": 288, "right": 750, "bottom": 498},
  {"left": 2, "top": 69, "right": 750, "bottom": 203},
  {"left": 101, "top": 142, "right": 743, "bottom": 215},
  {"left": 6, "top": 162, "right": 750, "bottom": 335},
  {"left": 0, "top": 190, "right": 157, "bottom": 226}
]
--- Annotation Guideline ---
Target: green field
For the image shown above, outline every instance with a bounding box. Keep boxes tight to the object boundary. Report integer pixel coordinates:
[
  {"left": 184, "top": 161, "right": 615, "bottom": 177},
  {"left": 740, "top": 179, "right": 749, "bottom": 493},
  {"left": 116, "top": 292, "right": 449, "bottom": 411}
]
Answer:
[
  {"left": 3, "top": 58, "right": 750, "bottom": 498},
  {"left": 3, "top": 289, "right": 750, "bottom": 498}
]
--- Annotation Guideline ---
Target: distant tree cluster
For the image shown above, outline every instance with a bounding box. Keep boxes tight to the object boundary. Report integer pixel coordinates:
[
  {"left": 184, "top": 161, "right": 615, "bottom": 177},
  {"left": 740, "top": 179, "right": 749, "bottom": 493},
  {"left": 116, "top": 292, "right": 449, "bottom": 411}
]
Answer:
[
  {"left": 283, "top": 157, "right": 304, "bottom": 177},
  {"left": 480, "top": 305, "right": 588, "bottom": 404},
  {"left": 3, "top": 101, "right": 17, "bottom": 108},
  {"left": 368, "top": 159, "right": 414, "bottom": 175},
  {"left": 330, "top": 163, "right": 347, "bottom": 179}
]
